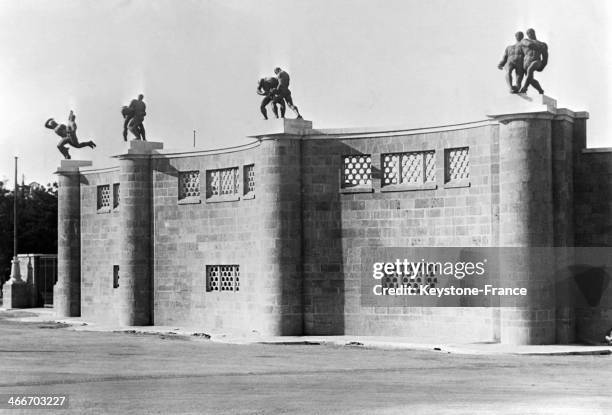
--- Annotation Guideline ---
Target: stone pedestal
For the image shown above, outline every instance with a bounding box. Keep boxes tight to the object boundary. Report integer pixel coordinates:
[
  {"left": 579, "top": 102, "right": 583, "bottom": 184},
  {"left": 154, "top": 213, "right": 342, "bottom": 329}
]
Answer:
[
  {"left": 2, "top": 259, "right": 28, "bottom": 308},
  {"left": 116, "top": 141, "right": 163, "bottom": 326},
  {"left": 248, "top": 118, "right": 313, "bottom": 138},
  {"left": 2, "top": 281, "right": 28, "bottom": 309},
  {"left": 54, "top": 160, "right": 91, "bottom": 317},
  {"left": 486, "top": 93, "right": 557, "bottom": 119}
]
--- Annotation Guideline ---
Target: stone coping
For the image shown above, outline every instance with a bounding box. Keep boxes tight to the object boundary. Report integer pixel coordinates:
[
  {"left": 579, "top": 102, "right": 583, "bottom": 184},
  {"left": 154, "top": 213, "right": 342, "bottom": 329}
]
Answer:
[
  {"left": 80, "top": 166, "right": 120, "bottom": 175},
  {"left": 78, "top": 107, "right": 591, "bottom": 172},
  {"left": 308, "top": 119, "right": 497, "bottom": 139}
]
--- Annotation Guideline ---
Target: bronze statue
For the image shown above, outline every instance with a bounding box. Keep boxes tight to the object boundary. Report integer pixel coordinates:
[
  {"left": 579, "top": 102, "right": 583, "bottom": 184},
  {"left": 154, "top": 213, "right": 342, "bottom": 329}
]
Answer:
[
  {"left": 45, "top": 110, "right": 96, "bottom": 159},
  {"left": 122, "top": 94, "right": 147, "bottom": 141},
  {"left": 121, "top": 106, "right": 133, "bottom": 141},
  {"left": 272, "top": 67, "right": 302, "bottom": 119},
  {"left": 519, "top": 28, "right": 548, "bottom": 94},
  {"left": 498, "top": 31, "right": 525, "bottom": 93},
  {"left": 257, "top": 77, "right": 284, "bottom": 120}
]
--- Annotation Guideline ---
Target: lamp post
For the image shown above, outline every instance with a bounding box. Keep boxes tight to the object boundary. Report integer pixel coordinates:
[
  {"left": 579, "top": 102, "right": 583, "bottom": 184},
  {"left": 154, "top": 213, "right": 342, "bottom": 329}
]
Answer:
[{"left": 9, "top": 156, "right": 22, "bottom": 282}]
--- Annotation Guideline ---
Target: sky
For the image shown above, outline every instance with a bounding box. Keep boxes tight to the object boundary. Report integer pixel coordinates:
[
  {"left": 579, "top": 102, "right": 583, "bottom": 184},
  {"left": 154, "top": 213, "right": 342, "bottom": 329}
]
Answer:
[{"left": 1, "top": 0, "right": 611, "bottom": 186}]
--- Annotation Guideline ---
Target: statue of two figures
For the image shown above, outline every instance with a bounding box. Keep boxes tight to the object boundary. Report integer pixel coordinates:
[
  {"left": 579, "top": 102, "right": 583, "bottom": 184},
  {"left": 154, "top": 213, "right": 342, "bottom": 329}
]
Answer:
[
  {"left": 122, "top": 94, "right": 147, "bottom": 141},
  {"left": 257, "top": 67, "right": 303, "bottom": 120},
  {"left": 498, "top": 28, "right": 548, "bottom": 94}
]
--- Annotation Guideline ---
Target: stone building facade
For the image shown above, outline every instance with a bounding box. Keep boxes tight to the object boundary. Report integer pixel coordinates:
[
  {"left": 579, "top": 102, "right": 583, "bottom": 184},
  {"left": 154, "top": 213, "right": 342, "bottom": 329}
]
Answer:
[{"left": 54, "top": 97, "right": 612, "bottom": 345}]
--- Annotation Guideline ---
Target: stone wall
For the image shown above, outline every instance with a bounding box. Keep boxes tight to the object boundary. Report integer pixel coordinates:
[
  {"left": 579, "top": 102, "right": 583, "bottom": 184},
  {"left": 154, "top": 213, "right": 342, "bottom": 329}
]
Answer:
[
  {"left": 68, "top": 108, "right": 610, "bottom": 345},
  {"left": 574, "top": 146, "right": 612, "bottom": 343},
  {"left": 80, "top": 168, "right": 121, "bottom": 323},
  {"left": 302, "top": 123, "right": 501, "bottom": 342},
  {"left": 151, "top": 139, "right": 302, "bottom": 335}
]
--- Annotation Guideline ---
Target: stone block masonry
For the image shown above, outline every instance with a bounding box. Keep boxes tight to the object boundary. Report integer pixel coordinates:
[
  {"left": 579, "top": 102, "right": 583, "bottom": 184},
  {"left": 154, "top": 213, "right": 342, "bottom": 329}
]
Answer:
[
  {"left": 55, "top": 99, "right": 611, "bottom": 345},
  {"left": 55, "top": 160, "right": 91, "bottom": 317},
  {"left": 117, "top": 147, "right": 156, "bottom": 326}
]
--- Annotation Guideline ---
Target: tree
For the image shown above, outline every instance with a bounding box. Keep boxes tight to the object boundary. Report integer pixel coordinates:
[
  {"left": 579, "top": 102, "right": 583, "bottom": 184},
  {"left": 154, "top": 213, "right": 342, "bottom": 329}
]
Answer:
[{"left": 0, "top": 181, "right": 58, "bottom": 283}]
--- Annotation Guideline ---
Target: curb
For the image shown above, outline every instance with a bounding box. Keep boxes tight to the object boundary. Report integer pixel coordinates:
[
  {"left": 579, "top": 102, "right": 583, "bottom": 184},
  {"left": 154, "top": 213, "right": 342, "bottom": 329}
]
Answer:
[{"left": 2, "top": 308, "right": 612, "bottom": 356}]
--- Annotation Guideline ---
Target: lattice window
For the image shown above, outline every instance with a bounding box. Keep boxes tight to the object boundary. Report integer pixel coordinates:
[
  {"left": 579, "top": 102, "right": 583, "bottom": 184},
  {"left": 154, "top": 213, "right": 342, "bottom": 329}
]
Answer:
[
  {"left": 207, "top": 167, "right": 239, "bottom": 198},
  {"left": 113, "top": 183, "right": 120, "bottom": 209},
  {"left": 178, "top": 171, "right": 201, "bottom": 200},
  {"left": 424, "top": 152, "right": 436, "bottom": 183},
  {"left": 97, "top": 185, "right": 111, "bottom": 210},
  {"left": 243, "top": 164, "right": 255, "bottom": 195},
  {"left": 381, "top": 267, "right": 438, "bottom": 292},
  {"left": 445, "top": 147, "right": 470, "bottom": 182},
  {"left": 382, "top": 151, "right": 435, "bottom": 186},
  {"left": 206, "top": 265, "right": 240, "bottom": 292},
  {"left": 342, "top": 155, "right": 372, "bottom": 188}
]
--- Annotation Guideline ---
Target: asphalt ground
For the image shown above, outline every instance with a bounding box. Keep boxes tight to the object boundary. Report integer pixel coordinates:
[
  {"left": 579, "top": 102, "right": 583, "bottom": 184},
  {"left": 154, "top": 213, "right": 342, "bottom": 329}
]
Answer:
[{"left": 0, "top": 311, "right": 610, "bottom": 414}]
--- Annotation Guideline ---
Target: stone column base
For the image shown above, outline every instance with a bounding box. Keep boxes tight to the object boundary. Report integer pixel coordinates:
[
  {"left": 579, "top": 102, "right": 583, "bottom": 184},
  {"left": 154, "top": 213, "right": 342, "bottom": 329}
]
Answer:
[{"left": 2, "top": 280, "right": 29, "bottom": 309}]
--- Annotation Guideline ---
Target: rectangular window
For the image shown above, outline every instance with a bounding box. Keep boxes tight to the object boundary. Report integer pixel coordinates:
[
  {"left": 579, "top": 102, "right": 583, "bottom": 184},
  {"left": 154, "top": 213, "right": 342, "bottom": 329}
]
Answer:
[
  {"left": 445, "top": 147, "right": 470, "bottom": 184},
  {"left": 113, "top": 183, "right": 120, "bottom": 209},
  {"left": 206, "top": 167, "right": 240, "bottom": 201},
  {"left": 206, "top": 265, "right": 240, "bottom": 292},
  {"left": 243, "top": 164, "right": 255, "bottom": 199},
  {"left": 97, "top": 185, "right": 111, "bottom": 212},
  {"left": 382, "top": 151, "right": 435, "bottom": 187},
  {"left": 113, "top": 265, "right": 119, "bottom": 288},
  {"left": 341, "top": 155, "right": 372, "bottom": 189},
  {"left": 178, "top": 170, "right": 201, "bottom": 203}
]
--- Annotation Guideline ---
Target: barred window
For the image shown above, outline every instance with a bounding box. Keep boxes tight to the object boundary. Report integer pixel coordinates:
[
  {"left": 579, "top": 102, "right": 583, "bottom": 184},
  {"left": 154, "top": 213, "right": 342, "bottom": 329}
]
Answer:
[
  {"left": 445, "top": 147, "right": 469, "bottom": 182},
  {"left": 243, "top": 164, "right": 255, "bottom": 196},
  {"left": 341, "top": 155, "right": 372, "bottom": 188},
  {"left": 178, "top": 171, "right": 201, "bottom": 200},
  {"left": 113, "top": 183, "right": 120, "bottom": 209},
  {"left": 97, "top": 185, "right": 111, "bottom": 211},
  {"left": 382, "top": 151, "right": 435, "bottom": 186},
  {"left": 206, "top": 265, "right": 240, "bottom": 292},
  {"left": 206, "top": 167, "right": 239, "bottom": 198}
]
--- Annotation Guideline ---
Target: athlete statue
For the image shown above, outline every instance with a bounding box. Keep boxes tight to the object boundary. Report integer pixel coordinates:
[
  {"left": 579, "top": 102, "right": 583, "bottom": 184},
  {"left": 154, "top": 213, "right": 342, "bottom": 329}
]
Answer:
[
  {"left": 498, "top": 31, "right": 525, "bottom": 93},
  {"left": 272, "top": 67, "right": 302, "bottom": 119},
  {"left": 257, "top": 77, "right": 284, "bottom": 120},
  {"left": 122, "top": 94, "right": 147, "bottom": 141},
  {"left": 519, "top": 28, "right": 548, "bottom": 94},
  {"left": 45, "top": 110, "right": 96, "bottom": 159}
]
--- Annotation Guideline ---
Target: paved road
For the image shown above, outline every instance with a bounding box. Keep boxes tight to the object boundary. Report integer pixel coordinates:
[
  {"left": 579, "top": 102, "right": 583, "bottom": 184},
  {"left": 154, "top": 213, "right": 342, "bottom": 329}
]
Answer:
[{"left": 0, "top": 311, "right": 610, "bottom": 414}]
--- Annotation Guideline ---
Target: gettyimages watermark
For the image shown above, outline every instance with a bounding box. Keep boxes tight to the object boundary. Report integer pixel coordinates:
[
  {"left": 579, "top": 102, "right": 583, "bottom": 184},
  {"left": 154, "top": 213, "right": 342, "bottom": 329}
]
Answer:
[
  {"left": 372, "top": 258, "right": 526, "bottom": 297},
  {"left": 359, "top": 247, "right": 612, "bottom": 307}
]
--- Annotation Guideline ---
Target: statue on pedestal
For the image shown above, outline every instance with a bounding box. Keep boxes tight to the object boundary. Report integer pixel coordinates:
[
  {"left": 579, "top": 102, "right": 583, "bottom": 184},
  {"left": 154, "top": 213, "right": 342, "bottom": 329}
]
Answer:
[
  {"left": 498, "top": 28, "right": 548, "bottom": 95},
  {"left": 272, "top": 67, "right": 302, "bottom": 119},
  {"left": 519, "top": 28, "right": 548, "bottom": 94},
  {"left": 257, "top": 77, "right": 284, "bottom": 120},
  {"left": 498, "top": 31, "right": 525, "bottom": 94},
  {"left": 122, "top": 94, "right": 147, "bottom": 141},
  {"left": 45, "top": 110, "right": 96, "bottom": 159}
]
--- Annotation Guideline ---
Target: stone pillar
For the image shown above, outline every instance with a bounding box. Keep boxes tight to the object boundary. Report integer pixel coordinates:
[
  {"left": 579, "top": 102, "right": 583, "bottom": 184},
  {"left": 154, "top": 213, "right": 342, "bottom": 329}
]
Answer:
[
  {"left": 54, "top": 160, "right": 91, "bottom": 317},
  {"left": 489, "top": 95, "right": 558, "bottom": 344},
  {"left": 249, "top": 119, "right": 311, "bottom": 335},
  {"left": 116, "top": 141, "right": 163, "bottom": 326},
  {"left": 497, "top": 113, "right": 556, "bottom": 344}
]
